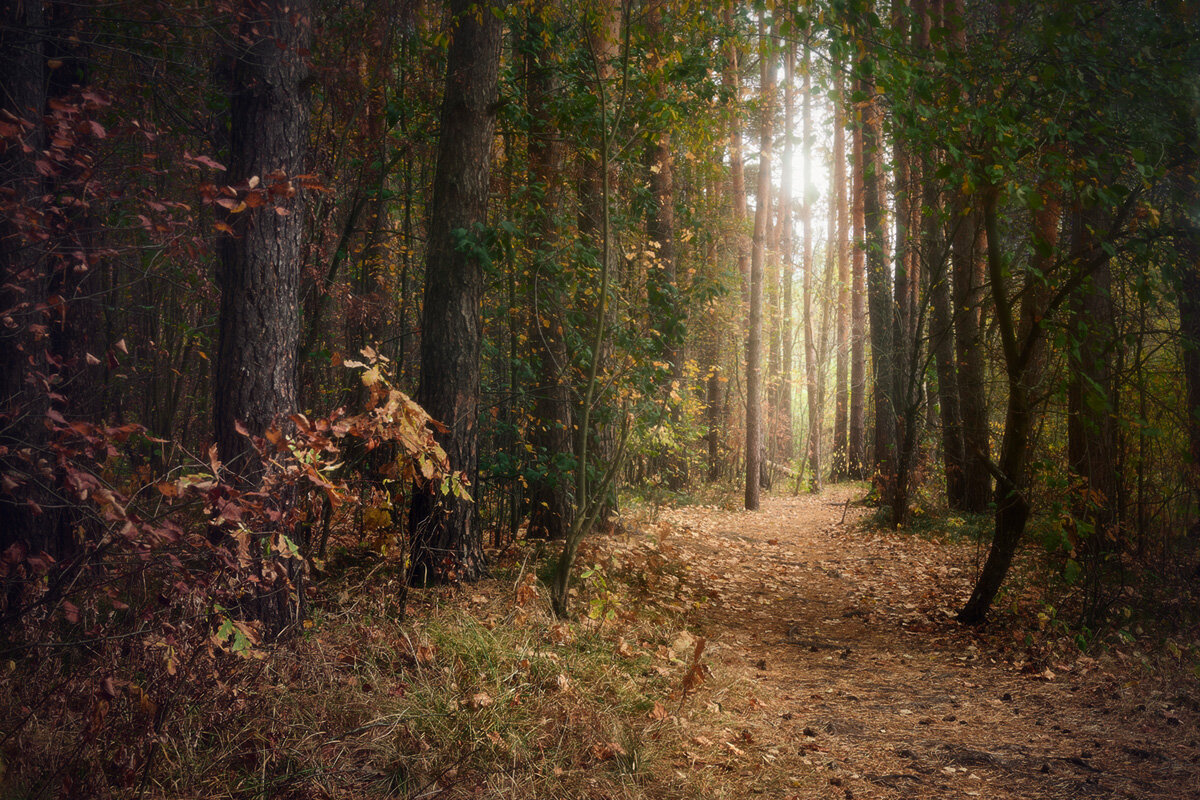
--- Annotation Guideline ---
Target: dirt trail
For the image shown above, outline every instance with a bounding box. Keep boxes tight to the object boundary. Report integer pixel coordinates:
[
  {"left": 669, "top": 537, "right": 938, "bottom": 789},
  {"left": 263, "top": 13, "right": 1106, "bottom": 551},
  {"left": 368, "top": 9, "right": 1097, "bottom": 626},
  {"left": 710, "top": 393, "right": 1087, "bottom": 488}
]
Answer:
[{"left": 651, "top": 486, "right": 1200, "bottom": 799}]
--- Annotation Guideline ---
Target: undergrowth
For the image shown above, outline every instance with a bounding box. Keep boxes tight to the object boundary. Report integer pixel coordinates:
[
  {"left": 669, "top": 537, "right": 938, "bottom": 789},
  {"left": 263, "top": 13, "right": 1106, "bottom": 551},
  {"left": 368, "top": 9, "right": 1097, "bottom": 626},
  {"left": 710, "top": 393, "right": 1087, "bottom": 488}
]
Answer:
[{"left": 2, "top": 524, "right": 717, "bottom": 799}]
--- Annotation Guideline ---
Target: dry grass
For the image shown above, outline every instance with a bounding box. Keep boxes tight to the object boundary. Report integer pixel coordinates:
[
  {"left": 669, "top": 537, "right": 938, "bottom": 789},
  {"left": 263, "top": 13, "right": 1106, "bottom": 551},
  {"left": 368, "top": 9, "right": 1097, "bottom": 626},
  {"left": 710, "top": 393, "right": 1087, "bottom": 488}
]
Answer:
[{"left": 111, "top": 523, "right": 722, "bottom": 800}]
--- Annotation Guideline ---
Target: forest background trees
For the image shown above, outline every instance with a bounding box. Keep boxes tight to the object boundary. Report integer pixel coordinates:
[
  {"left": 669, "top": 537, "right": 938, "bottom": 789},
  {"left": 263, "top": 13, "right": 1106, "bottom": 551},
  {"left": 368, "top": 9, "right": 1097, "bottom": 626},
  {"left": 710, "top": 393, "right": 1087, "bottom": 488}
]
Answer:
[{"left": 2, "top": 0, "right": 1199, "bottom": 790}]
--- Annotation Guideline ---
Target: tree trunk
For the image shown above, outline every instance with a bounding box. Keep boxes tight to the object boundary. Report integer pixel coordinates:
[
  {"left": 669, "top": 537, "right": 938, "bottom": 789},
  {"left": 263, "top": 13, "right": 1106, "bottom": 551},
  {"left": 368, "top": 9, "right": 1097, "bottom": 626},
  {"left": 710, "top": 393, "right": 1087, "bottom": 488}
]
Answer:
[
  {"left": 724, "top": 2, "right": 749, "bottom": 302},
  {"left": 959, "top": 187, "right": 1061, "bottom": 623},
  {"left": 951, "top": 203, "right": 992, "bottom": 512},
  {"left": 214, "top": 0, "right": 312, "bottom": 635},
  {"left": 857, "top": 26, "right": 898, "bottom": 493},
  {"left": 830, "top": 51, "right": 851, "bottom": 482},
  {"left": 745, "top": 19, "right": 774, "bottom": 511},
  {"left": 576, "top": 0, "right": 622, "bottom": 522},
  {"left": 801, "top": 44, "right": 822, "bottom": 491},
  {"left": 408, "top": 0, "right": 502, "bottom": 584},
  {"left": 646, "top": 0, "right": 685, "bottom": 489},
  {"left": 1067, "top": 202, "right": 1117, "bottom": 609},
  {"left": 524, "top": 10, "right": 574, "bottom": 540},
  {"left": 848, "top": 81, "right": 868, "bottom": 480},
  {"left": 916, "top": 0, "right": 967, "bottom": 509},
  {"left": 948, "top": 0, "right": 992, "bottom": 513},
  {"left": 1174, "top": 86, "right": 1200, "bottom": 519}
]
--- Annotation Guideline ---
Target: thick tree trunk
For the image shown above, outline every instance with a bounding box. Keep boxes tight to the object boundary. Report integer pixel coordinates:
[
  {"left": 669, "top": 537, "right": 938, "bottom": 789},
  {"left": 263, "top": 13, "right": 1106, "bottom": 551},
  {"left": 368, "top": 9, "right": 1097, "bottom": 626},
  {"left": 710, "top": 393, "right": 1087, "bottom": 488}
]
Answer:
[
  {"left": 408, "top": 0, "right": 502, "bottom": 584},
  {"left": 889, "top": 0, "right": 918, "bottom": 525},
  {"left": 947, "top": 0, "right": 992, "bottom": 513},
  {"left": 1175, "top": 87, "right": 1200, "bottom": 519},
  {"left": 915, "top": 0, "right": 967, "bottom": 510},
  {"left": 745, "top": 21, "right": 774, "bottom": 511},
  {"left": 214, "top": 0, "right": 312, "bottom": 635},
  {"left": 858, "top": 53, "right": 898, "bottom": 493},
  {"left": 951, "top": 203, "right": 992, "bottom": 512},
  {"left": 1182, "top": 230, "right": 1200, "bottom": 513},
  {"left": 216, "top": 0, "right": 310, "bottom": 478},
  {"left": 524, "top": 11, "right": 574, "bottom": 540}
]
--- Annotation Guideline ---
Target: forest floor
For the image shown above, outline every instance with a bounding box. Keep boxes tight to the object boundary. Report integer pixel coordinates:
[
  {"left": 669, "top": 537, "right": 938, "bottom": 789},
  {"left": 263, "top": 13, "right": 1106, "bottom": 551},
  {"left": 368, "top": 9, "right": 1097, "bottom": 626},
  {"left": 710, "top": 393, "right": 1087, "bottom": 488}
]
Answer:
[
  {"left": 137, "top": 483, "right": 1200, "bottom": 799},
  {"left": 627, "top": 484, "right": 1200, "bottom": 799}
]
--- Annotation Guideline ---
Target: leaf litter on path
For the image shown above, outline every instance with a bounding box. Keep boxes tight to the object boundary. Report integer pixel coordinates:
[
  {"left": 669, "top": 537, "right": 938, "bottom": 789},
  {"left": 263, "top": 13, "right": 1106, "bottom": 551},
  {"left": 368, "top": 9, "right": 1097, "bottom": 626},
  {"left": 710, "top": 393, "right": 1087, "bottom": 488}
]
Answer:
[{"left": 599, "top": 485, "right": 1200, "bottom": 799}]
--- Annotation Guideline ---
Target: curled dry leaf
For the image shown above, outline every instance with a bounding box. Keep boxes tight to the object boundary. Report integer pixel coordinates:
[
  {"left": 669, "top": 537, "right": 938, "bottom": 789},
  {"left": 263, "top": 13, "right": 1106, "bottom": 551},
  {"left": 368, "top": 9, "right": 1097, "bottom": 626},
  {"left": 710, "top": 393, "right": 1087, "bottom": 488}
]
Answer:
[{"left": 466, "top": 692, "right": 493, "bottom": 710}]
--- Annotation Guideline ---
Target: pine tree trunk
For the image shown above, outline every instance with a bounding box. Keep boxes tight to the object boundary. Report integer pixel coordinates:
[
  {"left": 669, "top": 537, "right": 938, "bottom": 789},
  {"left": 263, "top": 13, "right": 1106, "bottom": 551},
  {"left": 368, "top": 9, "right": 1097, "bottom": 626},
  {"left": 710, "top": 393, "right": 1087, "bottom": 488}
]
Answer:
[
  {"left": 524, "top": 10, "right": 574, "bottom": 540},
  {"left": 408, "top": 0, "right": 502, "bottom": 584},
  {"left": 801, "top": 45, "right": 822, "bottom": 491},
  {"left": 830, "top": 53, "right": 851, "bottom": 482},
  {"left": 646, "top": 0, "right": 685, "bottom": 488},
  {"left": 948, "top": 0, "right": 992, "bottom": 513},
  {"left": 1067, "top": 201, "right": 1117, "bottom": 604},
  {"left": 848, "top": 90, "right": 868, "bottom": 480},
  {"left": 857, "top": 31, "right": 898, "bottom": 493},
  {"left": 951, "top": 203, "right": 992, "bottom": 512},
  {"left": 215, "top": 0, "right": 312, "bottom": 635},
  {"left": 778, "top": 45, "right": 795, "bottom": 465},
  {"left": 745, "top": 20, "right": 774, "bottom": 511}
]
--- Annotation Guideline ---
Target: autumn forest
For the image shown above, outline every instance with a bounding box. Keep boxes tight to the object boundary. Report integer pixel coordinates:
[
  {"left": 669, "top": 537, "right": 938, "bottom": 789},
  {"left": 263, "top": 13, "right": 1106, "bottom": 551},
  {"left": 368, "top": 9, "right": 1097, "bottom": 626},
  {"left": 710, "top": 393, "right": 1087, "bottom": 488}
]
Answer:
[{"left": 3, "top": 0, "right": 1200, "bottom": 797}]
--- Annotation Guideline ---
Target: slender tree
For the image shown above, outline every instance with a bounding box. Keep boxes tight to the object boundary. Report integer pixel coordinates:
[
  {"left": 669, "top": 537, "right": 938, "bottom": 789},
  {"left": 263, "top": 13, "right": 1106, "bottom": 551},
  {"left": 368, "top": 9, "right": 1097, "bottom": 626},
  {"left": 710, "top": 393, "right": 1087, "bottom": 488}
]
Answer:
[
  {"left": 801, "top": 43, "right": 822, "bottom": 490},
  {"left": 745, "top": 18, "right": 774, "bottom": 510},
  {"left": 848, "top": 79, "right": 868, "bottom": 479},
  {"left": 830, "top": 51, "right": 851, "bottom": 481}
]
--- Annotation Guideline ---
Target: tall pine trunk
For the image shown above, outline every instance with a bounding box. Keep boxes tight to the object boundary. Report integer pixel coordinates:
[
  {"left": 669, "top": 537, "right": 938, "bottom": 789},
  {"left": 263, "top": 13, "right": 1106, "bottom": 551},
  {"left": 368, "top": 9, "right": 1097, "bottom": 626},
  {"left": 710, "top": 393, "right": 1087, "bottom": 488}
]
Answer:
[
  {"left": 856, "top": 8, "right": 898, "bottom": 494},
  {"left": 848, "top": 78, "right": 868, "bottom": 480},
  {"left": 745, "top": 19, "right": 774, "bottom": 510},
  {"left": 948, "top": 0, "right": 992, "bottom": 513},
  {"left": 215, "top": 0, "right": 313, "bottom": 635},
  {"left": 408, "top": 0, "right": 502, "bottom": 584},
  {"left": 830, "top": 52, "right": 851, "bottom": 482},
  {"left": 524, "top": 10, "right": 574, "bottom": 540}
]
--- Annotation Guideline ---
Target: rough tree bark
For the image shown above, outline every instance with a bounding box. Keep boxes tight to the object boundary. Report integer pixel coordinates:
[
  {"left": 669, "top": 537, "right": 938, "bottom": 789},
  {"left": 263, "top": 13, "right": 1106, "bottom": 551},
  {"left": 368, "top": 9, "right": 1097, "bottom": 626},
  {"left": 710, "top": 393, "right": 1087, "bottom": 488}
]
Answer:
[
  {"left": 948, "top": 0, "right": 992, "bottom": 513},
  {"left": 848, "top": 86, "right": 868, "bottom": 480},
  {"left": 524, "top": 9, "right": 574, "bottom": 540},
  {"left": 745, "top": 19, "right": 774, "bottom": 511},
  {"left": 214, "top": 0, "right": 313, "bottom": 634},
  {"left": 830, "top": 51, "right": 851, "bottom": 482},
  {"left": 856, "top": 9, "right": 898, "bottom": 494},
  {"left": 1067, "top": 201, "right": 1117, "bottom": 594},
  {"left": 801, "top": 43, "right": 823, "bottom": 491},
  {"left": 408, "top": 0, "right": 502, "bottom": 584}
]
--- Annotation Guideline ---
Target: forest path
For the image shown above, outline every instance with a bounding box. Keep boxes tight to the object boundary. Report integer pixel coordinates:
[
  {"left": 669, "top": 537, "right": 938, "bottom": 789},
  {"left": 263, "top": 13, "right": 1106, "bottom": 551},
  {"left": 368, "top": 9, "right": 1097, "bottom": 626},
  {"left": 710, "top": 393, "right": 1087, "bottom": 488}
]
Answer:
[{"left": 645, "top": 484, "right": 1200, "bottom": 800}]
